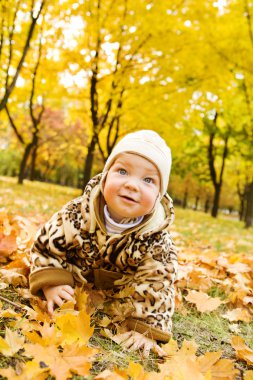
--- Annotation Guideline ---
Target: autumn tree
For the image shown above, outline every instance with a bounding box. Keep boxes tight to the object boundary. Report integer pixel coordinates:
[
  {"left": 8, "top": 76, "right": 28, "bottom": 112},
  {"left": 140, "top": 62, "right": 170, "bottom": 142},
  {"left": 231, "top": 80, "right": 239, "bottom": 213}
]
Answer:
[{"left": 0, "top": 0, "right": 45, "bottom": 111}]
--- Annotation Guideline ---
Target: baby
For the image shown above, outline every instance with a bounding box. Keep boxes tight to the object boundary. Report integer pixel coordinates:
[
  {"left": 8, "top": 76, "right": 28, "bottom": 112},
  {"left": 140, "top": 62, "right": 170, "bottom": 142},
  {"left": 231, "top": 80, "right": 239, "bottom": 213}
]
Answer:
[{"left": 29, "top": 130, "right": 178, "bottom": 356}]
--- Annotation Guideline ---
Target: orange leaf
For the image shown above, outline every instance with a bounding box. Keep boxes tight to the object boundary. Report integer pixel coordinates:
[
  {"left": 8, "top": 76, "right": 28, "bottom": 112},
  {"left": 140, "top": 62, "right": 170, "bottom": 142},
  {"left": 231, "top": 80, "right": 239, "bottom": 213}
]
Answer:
[
  {"left": 231, "top": 336, "right": 253, "bottom": 365},
  {"left": 185, "top": 290, "right": 223, "bottom": 312},
  {"left": 24, "top": 343, "right": 97, "bottom": 380},
  {"left": 0, "top": 361, "right": 48, "bottom": 380},
  {"left": 222, "top": 308, "right": 252, "bottom": 323},
  {"left": 244, "top": 370, "right": 253, "bottom": 380},
  {"left": 210, "top": 358, "right": 239, "bottom": 379},
  {"left": 197, "top": 351, "right": 222, "bottom": 373}
]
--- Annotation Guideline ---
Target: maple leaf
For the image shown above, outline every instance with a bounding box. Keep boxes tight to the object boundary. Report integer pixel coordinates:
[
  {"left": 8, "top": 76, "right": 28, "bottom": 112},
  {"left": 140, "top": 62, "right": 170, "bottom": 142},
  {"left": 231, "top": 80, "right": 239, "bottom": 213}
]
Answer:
[
  {"left": 222, "top": 308, "right": 252, "bottom": 323},
  {"left": 94, "top": 368, "right": 128, "bottom": 379},
  {"left": 0, "top": 361, "right": 48, "bottom": 380},
  {"left": 56, "top": 309, "right": 94, "bottom": 345},
  {"left": 0, "top": 268, "right": 27, "bottom": 286},
  {"left": 126, "top": 361, "right": 148, "bottom": 380},
  {"left": 24, "top": 342, "right": 98, "bottom": 380},
  {"left": 197, "top": 351, "right": 222, "bottom": 373},
  {"left": 0, "top": 231, "right": 17, "bottom": 258},
  {"left": 185, "top": 290, "right": 223, "bottom": 312},
  {"left": 244, "top": 370, "right": 253, "bottom": 380},
  {"left": 209, "top": 358, "right": 239, "bottom": 379},
  {"left": 25, "top": 322, "right": 63, "bottom": 346},
  {"left": 0, "top": 327, "right": 25, "bottom": 356},
  {"left": 231, "top": 335, "right": 253, "bottom": 365}
]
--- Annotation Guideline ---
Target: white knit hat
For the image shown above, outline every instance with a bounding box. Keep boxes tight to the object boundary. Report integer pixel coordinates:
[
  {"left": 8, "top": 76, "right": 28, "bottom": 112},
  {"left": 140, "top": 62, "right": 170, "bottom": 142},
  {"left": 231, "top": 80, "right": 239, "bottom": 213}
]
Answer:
[{"left": 103, "top": 130, "right": 172, "bottom": 196}]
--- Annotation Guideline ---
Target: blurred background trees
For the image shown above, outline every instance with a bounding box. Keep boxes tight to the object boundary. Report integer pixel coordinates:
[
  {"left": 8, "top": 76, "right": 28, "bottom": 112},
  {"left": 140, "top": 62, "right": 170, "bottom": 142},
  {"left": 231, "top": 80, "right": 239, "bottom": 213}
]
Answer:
[{"left": 0, "top": 0, "right": 253, "bottom": 226}]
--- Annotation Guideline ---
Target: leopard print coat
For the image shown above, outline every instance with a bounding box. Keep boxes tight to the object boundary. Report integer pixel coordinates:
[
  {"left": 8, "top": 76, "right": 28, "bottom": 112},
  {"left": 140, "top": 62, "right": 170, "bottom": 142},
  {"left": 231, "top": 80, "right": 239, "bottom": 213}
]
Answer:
[{"left": 29, "top": 174, "right": 178, "bottom": 341}]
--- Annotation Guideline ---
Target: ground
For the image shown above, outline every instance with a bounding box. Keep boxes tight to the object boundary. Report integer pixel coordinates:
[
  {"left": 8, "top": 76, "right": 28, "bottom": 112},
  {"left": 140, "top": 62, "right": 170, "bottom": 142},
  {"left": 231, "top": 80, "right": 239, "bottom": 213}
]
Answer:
[{"left": 0, "top": 176, "right": 253, "bottom": 380}]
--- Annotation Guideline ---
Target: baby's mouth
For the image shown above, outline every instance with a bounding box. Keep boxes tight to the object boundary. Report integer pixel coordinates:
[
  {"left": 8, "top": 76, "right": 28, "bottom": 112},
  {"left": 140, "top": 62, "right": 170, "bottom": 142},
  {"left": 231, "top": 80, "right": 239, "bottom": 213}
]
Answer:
[{"left": 120, "top": 195, "right": 137, "bottom": 203}]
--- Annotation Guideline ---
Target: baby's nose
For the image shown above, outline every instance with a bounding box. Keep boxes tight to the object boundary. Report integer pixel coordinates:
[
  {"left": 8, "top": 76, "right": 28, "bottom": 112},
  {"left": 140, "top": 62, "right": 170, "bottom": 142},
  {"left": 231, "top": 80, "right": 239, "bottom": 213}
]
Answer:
[{"left": 124, "top": 177, "right": 139, "bottom": 190}]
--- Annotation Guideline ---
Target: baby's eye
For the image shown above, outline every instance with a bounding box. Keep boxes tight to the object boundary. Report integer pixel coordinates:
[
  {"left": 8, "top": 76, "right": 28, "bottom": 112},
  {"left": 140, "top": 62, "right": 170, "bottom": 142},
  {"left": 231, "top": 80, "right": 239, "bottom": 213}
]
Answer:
[
  {"left": 144, "top": 177, "right": 154, "bottom": 184},
  {"left": 119, "top": 169, "right": 127, "bottom": 175}
]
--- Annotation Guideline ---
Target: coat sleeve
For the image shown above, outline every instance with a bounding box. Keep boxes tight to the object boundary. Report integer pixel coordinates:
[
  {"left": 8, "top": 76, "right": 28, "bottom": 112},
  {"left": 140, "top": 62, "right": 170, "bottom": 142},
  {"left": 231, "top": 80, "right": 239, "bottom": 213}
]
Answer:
[
  {"left": 125, "top": 231, "right": 178, "bottom": 342},
  {"left": 29, "top": 197, "right": 89, "bottom": 295}
]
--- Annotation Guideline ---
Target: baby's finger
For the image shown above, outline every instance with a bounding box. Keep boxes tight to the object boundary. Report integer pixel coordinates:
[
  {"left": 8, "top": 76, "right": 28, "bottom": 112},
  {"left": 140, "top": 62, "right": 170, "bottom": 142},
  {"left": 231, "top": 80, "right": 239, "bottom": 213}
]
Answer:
[
  {"left": 47, "top": 300, "right": 54, "bottom": 316},
  {"left": 153, "top": 344, "right": 168, "bottom": 357},
  {"left": 122, "top": 336, "right": 135, "bottom": 349},
  {"left": 142, "top": 343, "right": 152, "bottom": 358},
  {"left": 54, "top": 295, "right": 64, "bottom": 308},
  {"left": 113, "top": 331, "right": 132, "bottom": 345},
  {"left": 62, "top": 285, "right": 74, "bottom": 295},
  {"left": 60, "top": 289, "right": 75, "bottom": 302}
]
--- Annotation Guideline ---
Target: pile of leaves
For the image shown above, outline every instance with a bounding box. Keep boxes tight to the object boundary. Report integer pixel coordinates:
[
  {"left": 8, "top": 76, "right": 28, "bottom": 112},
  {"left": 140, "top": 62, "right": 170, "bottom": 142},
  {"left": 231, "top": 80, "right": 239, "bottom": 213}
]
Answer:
[{"left": 0, "top": 208, "right": 253, "bottom": 379}]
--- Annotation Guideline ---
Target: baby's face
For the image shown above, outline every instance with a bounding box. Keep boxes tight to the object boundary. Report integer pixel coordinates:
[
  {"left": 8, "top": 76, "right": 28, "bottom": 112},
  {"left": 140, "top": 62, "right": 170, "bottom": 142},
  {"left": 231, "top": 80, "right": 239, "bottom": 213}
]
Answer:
[{"left": 103, "top": 153, "right": 160, "bottom": 222}]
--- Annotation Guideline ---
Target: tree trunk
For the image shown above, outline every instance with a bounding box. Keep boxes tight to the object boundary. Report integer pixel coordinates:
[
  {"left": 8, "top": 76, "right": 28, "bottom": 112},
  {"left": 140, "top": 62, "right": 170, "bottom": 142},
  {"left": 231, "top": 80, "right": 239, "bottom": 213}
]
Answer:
[
  {"left": 194, "top": 195, "right": 199, "bottom": 211},
  {"left": 204, "top": 198, "right": 210, "bottom": 213},
  {"left": 244, "top": 181, "right": 253, "bottom": 228},
  {"left": 211, "top": 184, "right": 221, "bottom": 218},
  {"left": 18, "top": 143, "right": 33, "bottom": 184},
  {"left": 29, "top": 141, "right": 38, "bottom": 181},
  {"left": 183, "top": 190, "right": 188, "bottom": 209},
  {"left": 82, "top": 137, "right": 97, "bottom": 190}
]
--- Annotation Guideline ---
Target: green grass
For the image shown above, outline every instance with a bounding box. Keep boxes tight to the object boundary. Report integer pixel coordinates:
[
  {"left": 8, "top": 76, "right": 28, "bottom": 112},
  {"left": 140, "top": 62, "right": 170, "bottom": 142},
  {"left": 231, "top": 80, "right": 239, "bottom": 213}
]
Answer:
[
  {"left": 173, "top": 207, "right": 253, "bottom": 255},
  {"left": 0, "top": 176, "right": 253, "bottom": 379},
  {"left": 0, "top": 176, "right": 80, "bottom": 217}
]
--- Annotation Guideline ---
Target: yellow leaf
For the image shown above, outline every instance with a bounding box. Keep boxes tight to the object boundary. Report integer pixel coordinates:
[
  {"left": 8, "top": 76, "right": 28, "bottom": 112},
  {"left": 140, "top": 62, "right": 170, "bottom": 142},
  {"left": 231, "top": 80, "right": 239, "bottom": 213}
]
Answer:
[
  {"left": 24, "top": 343, "right": 98, "bottom": 380},
  {"left": 0, "top": 336, "right": 11, "bottom": 356},
  {"left": 94, "top": 368, "right": 128, "bottom": 379},
  {"left": 0, "top": 361, "right": 48, "bottom": 380},
  {"left": 197, "top": 351, "right": 222, "bottom": 373},
  {"left": 244, "top": 370, "right": 253, "bottom": 380},
  {"left": 185, "top": 290, "right": 223, "bottom": 312},
  {"left": 0, "top": 327, "right": 25, "bottom": 356},
  {"left": 231, "top": 336, "right": 253, "bottom": 365},
  {"left": 25, "top": 322, "right": 63, "bottom": 346},
  {"left": 210, "top": 358, "right": 239, "bottom": 379},
  {"left": 56, "top": 309, "right": 94, "bottom": 345},
  {"left": 161, "top": 338, "right": 179, "bottom": 356},
  {"left": 126, "top": 361, "right": 147, "bottom": 380}
]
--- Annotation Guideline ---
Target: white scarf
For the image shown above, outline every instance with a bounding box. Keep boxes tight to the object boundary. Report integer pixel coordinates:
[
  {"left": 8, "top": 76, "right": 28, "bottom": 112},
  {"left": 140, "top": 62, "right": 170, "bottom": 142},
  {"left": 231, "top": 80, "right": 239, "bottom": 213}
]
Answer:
[{"left": 104, "top": 205, "right": 144, "bottom": 234}]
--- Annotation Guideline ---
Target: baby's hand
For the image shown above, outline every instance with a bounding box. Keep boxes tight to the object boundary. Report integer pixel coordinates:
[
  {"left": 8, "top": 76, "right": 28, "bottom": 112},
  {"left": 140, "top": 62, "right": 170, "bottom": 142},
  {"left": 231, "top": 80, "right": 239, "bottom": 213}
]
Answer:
[
  {"left": 42, "top": 285, "right": 75, "bottom": 316},
  {"left": 112, "top": 331, "right": 167, "bottom": 358}
]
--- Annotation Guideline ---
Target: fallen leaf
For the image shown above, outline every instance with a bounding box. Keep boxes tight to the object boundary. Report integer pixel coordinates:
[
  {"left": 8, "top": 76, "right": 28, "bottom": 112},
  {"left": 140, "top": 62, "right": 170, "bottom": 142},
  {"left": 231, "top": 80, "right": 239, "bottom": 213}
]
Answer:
[
  {"left": 231, "top": 336, "right": 253, "bottom": 365},
  {"left": 0, "top": 361, "right": 48, "bottom": 380},
  {"left": 244, "top": 370, "right": 253, "bottom": 380},
  {"left": 197, "top": 351, "right": 222, "bottom": 373},
  {"left": 56, "top": 309, "right": 94, "bottom": 345},
  {"left": 0, "top": 327, "right": 25, "bottom": 356},
  {"left": 210, "top": 358, "right": 239, "bottom": 379},
  {"left": 185, "top": 290, "right": 223, "bottom": 312},
  {"left": 24, "top": 343, "right": 97, "bottom": 380},
  {"left": 222, "top": 308, "right": 252, "bottom": 323}
]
